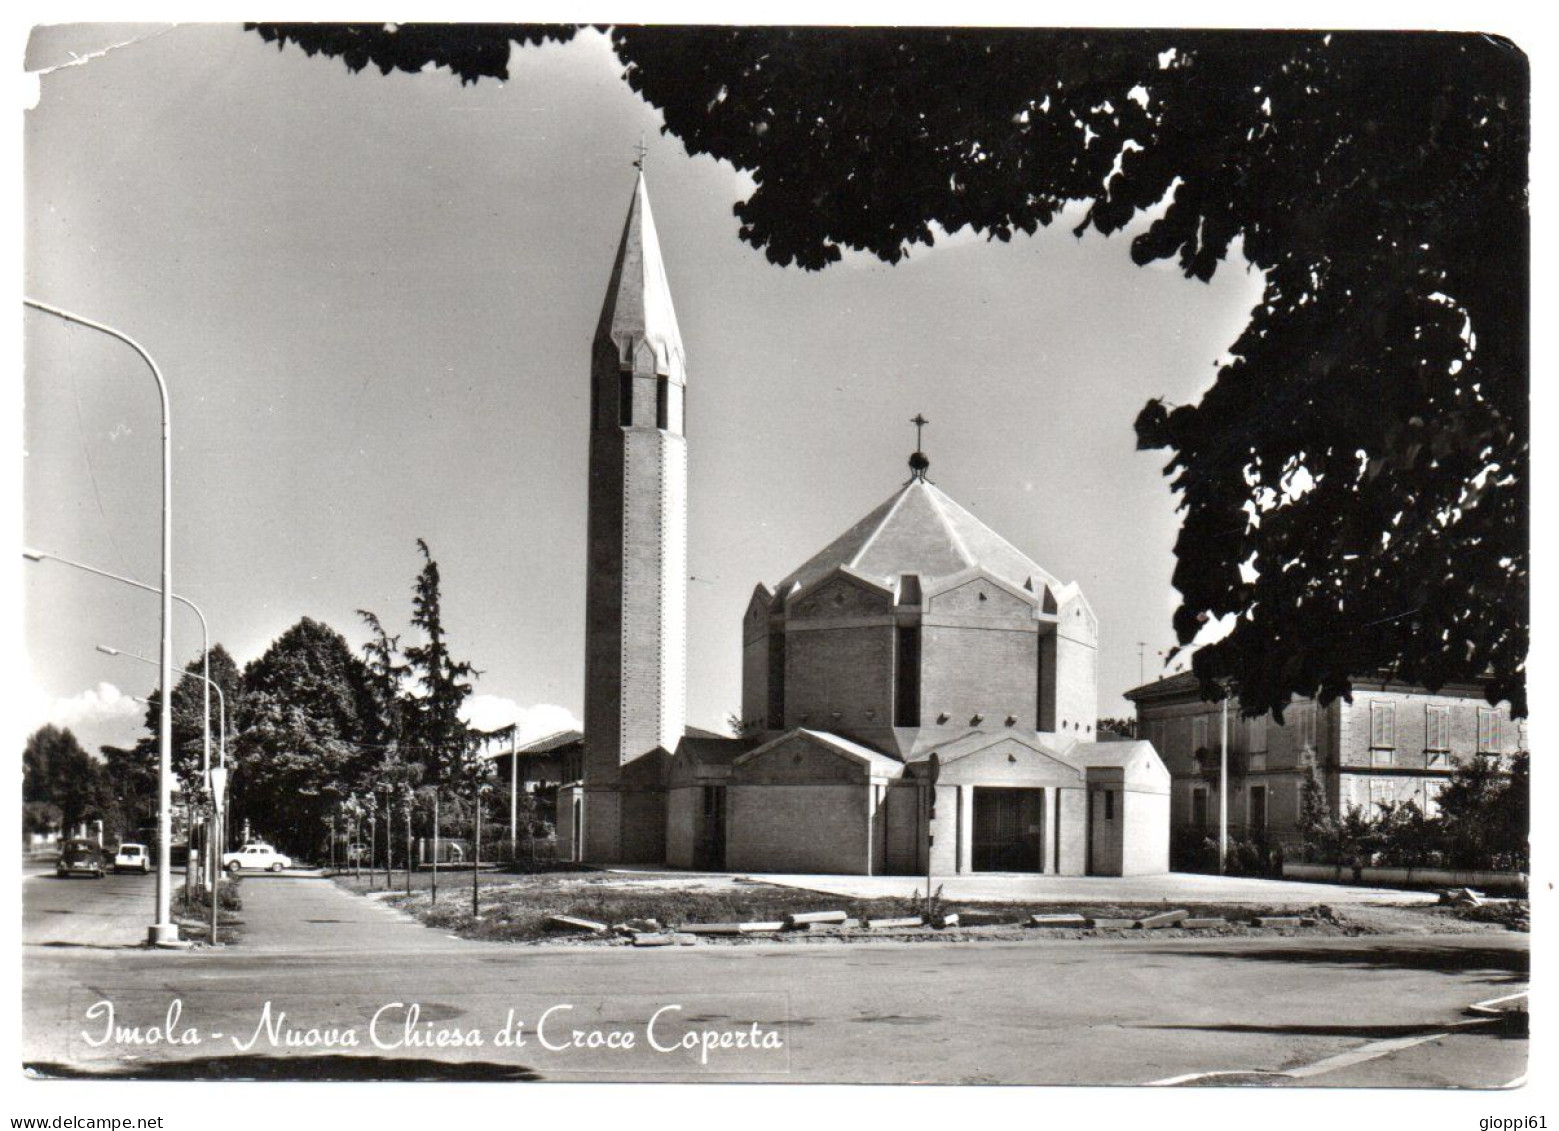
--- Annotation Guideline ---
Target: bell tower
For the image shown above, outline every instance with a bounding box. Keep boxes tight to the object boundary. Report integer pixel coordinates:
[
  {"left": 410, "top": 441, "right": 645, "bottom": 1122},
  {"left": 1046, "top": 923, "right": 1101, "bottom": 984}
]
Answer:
[{"left": 581, "top": 172, "right": 687, "bottom": 861}]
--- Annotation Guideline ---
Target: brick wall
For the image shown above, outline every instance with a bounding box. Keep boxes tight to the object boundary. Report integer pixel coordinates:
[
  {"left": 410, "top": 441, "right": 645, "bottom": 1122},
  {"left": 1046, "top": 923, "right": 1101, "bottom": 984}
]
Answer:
[
  {"left": 784, "top": 624, "right": 895, "bottom": 730},
  {"left": 726, "top": 784, "right": 871, "bottom": 873},
  {"left": 921, "top": 624, "right": 1036, "bottom": 728}
]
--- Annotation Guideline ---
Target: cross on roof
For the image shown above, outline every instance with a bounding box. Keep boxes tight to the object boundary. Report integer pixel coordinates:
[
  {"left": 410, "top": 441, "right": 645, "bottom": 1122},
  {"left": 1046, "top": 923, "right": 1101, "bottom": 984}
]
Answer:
[
  {"left": 908, "top": 414, "right": 932, "bottom": 482},
  {"left": 632, "top": 134, "right": 649, "bottom": 170}
]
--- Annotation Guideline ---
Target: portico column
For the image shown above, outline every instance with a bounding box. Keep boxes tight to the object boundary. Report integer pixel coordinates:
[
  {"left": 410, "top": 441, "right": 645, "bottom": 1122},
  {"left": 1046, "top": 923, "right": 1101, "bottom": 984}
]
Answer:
[{"left": 1046, "top": 787, "right": 1059, "bottom": 875}]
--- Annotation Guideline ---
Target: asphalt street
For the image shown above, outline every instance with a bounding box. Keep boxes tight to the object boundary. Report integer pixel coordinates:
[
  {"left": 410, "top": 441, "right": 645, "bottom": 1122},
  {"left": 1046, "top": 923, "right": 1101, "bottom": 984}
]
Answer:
[{"left": 22, "top": 862, "right": 1528, "bottom": 1085}]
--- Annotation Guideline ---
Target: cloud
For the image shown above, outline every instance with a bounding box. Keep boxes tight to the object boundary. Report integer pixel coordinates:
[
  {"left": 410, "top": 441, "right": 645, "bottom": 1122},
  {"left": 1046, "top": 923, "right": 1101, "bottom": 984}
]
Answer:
[
  {"left": 32, "top": 680, "right": 144, "bottom": 730},
  {"left": 460, "top": 696, "right": 581, "bottom": 744},
  {"left": 24, "top": 680, "right": 147, "bottom": 753}
]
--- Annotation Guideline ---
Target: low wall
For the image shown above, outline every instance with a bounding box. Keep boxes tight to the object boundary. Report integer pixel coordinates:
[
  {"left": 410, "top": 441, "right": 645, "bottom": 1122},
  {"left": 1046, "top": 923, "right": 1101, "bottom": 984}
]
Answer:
[{"left": 1282, "top": 861, "right": 1528, "bottom": 892}]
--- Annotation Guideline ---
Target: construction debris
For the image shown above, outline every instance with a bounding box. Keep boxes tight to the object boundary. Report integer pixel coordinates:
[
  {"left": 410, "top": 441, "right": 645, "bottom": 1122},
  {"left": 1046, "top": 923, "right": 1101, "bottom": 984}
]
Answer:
[
  {"left": 543, "top": 914, "right": 609, "bottom": 934},
  {"left": 1029, "top": 913, "right": 1090, "bottom": 929},
  {"left": 632, "top": 932, "right": 698, "bottom": 947},
  {"left": 1135, "top": 910, "right": 1190, "bottom": 930},
  {"left": 784, "top": 910, "right": 848, "bottom": 929}
]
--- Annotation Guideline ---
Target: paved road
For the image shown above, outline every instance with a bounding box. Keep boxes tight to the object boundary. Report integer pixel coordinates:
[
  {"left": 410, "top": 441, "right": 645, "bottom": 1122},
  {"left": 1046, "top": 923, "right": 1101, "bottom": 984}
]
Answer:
[
  {"left": 22, "top": 868, "right": 1527, "bottom": 1085},
  {"left": 23, "top": 859, "right": 158, "bottom": 949}
]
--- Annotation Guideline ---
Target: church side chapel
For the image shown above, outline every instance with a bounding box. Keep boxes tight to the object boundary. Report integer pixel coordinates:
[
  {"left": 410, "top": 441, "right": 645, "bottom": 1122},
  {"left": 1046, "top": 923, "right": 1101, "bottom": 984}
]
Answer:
[{"left": 558, "top": 173, "right": 1170, "bottom": 877}]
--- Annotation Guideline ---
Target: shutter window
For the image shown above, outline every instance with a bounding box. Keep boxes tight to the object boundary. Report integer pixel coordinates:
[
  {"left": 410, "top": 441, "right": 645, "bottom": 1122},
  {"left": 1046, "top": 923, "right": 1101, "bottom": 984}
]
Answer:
[{"left": 1369, "top": 701, "right": 1396, "bottom": 749}]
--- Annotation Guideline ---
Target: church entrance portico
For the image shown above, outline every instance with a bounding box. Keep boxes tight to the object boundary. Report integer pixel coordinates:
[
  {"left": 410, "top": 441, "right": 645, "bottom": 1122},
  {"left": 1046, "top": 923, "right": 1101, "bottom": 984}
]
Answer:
[{"left": 971, "top": 787, "right": 1045, "bottom": 872}]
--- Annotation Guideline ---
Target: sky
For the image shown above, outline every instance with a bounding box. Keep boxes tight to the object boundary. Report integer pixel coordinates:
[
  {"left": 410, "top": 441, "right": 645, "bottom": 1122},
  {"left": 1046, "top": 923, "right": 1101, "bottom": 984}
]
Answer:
[{"left": 21, "top": 22, "right": 1266, "bottom": 756}]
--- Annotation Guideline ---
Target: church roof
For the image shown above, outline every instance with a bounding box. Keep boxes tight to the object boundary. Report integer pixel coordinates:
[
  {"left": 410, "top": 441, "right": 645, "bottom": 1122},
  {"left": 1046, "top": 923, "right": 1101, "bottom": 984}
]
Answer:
[
  {"left": 594, "top": 172, "right": 685, "bottom": 379},
  {"left": 773, "top": 478, "right": 1063, "bottom": 601}
]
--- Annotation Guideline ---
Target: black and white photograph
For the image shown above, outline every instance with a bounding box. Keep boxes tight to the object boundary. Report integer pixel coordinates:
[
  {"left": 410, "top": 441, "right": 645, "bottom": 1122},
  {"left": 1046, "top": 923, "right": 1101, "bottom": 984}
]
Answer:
[{"left": 14, "top": 9, "right": 1543, "bottom": 1124}]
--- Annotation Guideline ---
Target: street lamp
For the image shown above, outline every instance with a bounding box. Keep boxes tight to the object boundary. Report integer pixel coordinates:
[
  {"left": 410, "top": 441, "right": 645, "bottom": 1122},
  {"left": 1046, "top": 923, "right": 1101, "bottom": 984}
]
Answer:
[
  {"left": 26, "top": 548, "right": 216, "bottom": 825},
  {"left": 98, "top": 644, "right": 230, "bottom": 942},
  {"left": 24, "top": 299, "right": 180, "bottom": 948},
  {"left": 95, "top": 645, "right": 226, "bottom": 777}
]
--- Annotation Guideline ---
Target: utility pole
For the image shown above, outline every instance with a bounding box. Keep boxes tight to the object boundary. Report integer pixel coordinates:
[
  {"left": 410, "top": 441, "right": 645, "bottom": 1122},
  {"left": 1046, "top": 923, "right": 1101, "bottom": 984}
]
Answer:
[
  {"left": 1219, "top": 695, "right": 1230, "bottom": 874},
  {"left": 509, "top": 731, "right": 519, "bottom": 860}
]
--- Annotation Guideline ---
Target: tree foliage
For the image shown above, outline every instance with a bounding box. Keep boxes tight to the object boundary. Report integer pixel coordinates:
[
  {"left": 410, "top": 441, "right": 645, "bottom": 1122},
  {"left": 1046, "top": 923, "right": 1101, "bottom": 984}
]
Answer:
[
  {"left": 233, "top": 617, "right": 380, "bottom": 854},
  {"left": 249, "top": 25, "right": 1528, "bottom": 717},
  {"left": 23, "top": 725, "right": 107, "bottom": 833},
  {"left": 402, "top": 539, "right": 481, "bottom": 788}
]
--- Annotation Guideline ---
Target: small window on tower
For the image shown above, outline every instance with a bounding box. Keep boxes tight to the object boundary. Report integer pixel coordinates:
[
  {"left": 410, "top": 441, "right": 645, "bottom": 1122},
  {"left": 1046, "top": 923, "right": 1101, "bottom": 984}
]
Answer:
[
  {"left": 656, "top": 376, "right": 669, "bottom": 430},
  {"left": 618, "top": 372, "right": 633, "bottom": 426}
]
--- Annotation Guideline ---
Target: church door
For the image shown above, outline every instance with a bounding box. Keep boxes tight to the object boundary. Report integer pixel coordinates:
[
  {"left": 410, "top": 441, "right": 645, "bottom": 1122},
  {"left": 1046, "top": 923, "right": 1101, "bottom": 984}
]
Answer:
[
  {"left": 972, "top": 788, "right": 1044, "bottom": 872},
  {"left": 695, "top": 785, "right": 727, "bottom": 871}
]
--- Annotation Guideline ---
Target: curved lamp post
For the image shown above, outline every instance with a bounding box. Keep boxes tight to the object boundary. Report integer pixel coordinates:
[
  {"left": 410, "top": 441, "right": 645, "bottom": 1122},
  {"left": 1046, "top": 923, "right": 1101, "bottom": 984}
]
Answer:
[
  {"left": 24, "top": 549, "right": 214, "bottom": 809},
  {"left": 24, "top": 299, "right": 179, "bottom": 947},
  {"left": 98, "top": 645, "right": 231, "bottom": 945}
]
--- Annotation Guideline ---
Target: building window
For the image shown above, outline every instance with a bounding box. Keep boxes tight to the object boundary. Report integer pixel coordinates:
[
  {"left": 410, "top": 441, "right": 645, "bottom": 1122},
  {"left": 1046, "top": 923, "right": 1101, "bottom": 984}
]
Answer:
[
  {"left": 1426, "top": 704, "right": 1451, "bottom": 753},
  {"left": 618, "top": 372, "right": 634, "bottom": 426},
  {"left": 1192, "top": 715, "right": 1209, "bottom": 755},
  {"left": 1249, "top": 785, "right": 1268, "bottom": 829},
  {"left": 1191, "top": 788, "right": 1207, "bottom": 829},
  {"left": 656, "top": 375, "right": 669, "bottom": 430},
  {"left": 1422, "top": 779, "right": 1445, "bottom": 817},
  {"left": 1477, "top": 707, "right": 1501, "bottom": 754},
  {"left": 1246, "top": 713, "right": 1267, "bottom": 753},
  {"left": 895, "top": 625, "right": 921, "bottom": 727},
  {"left": 1369, "top": 700, "right": 1396, "bottom": 750},
  {"left": 1103, "top": 790, "right": 1115, "bottom": 821}
]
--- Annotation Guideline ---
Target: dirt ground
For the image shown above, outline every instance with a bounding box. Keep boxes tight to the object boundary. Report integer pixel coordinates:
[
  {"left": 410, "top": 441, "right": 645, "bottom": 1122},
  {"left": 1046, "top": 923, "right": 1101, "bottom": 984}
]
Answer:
[{"left": 336, "top": 869, "right": 1525, "bottom": 947}]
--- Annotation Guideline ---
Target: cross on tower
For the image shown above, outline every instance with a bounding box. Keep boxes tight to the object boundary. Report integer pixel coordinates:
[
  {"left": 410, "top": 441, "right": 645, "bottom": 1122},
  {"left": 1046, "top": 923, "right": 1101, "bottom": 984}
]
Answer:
[
  {"left": 632, "top": 134, "right": 649, "bottom": 170},
  {"left": 908, "top": 414, "right": 931, "bottom": 481}
]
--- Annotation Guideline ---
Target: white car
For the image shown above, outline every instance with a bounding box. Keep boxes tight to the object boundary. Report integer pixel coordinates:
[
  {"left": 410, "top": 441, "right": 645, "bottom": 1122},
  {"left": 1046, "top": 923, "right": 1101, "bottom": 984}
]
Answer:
[
  {"left": 113, "top": 843, "right": 151, "bottom": 874},
  {"left": 222, "top": 843, "right": 292, "bottom": 873}
]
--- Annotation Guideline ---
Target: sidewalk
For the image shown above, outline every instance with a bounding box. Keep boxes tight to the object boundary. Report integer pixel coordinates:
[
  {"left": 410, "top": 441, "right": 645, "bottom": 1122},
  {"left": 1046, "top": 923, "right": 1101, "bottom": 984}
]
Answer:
[{"left": 607, "top": 867, "right": 1441, "bottom": 906}]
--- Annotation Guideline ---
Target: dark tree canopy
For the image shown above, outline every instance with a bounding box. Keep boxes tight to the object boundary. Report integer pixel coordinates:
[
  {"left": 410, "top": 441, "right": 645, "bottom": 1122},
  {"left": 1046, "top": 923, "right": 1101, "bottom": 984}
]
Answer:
[
  {"left": 402, "top": 539, "right": 481, "bottom": 786},
  {"left": 234, "top": 617, "right": 381, "bottom": 852},
  {"left": 248, "top": 25, "right": 1528, "bottom": 716},
  {"left": 23, "top": 725, "right": 107, "bottom": 832}
]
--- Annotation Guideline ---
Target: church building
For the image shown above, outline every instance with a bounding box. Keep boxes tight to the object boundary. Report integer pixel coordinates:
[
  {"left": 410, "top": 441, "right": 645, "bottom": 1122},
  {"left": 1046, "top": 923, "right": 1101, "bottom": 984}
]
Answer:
[{"left": 556, "top": 174, "right": 1170, "bottom": 877}]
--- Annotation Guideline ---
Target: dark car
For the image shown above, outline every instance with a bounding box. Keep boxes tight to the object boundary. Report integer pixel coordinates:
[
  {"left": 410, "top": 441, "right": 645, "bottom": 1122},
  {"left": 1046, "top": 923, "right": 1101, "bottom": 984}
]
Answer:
[{"left": 56, "top": 838, "right": 106, "bottom": 878}]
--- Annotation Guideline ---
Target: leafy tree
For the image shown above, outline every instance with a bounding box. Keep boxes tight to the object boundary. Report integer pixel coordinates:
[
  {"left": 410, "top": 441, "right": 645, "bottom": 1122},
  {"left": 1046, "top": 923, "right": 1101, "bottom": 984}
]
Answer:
[
  {"left": 1097, "top": 717, "right": 1137, "bottom": 739},
  {"left": 23, "top": 725, "right": 107, "bottom": 833},
  {"left": 23, "top": 800, "right": 63, "bottom": 838},
  {"left": 250, "top": 25, "right": 1527, "bottom": 717},
  {"left": 402, "top": 539, "right": 481, "bottom": 790},
  {"left": 1436, "top": 751, "right": 1525, "bottom": 871},
  {"left": 234, "top": 617, "right": 381, "bottom": 856},
  {"left": 1294, "top": 756, "right": 1335, "bottom": 858},
  {"left": 725, "top": 713, "right": 763, "bottom": 739},
  {"left": 97, "top": 741, "right": 157, "bottom": 841}
]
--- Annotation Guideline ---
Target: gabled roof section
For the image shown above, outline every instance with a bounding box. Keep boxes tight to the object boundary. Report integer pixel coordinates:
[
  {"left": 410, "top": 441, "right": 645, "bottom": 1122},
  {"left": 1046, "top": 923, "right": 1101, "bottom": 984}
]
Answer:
[
  {"left": 594, "top": 173, "right": 685, "bottom": 380},
  {"left": 736, "top": 728, "right": 906, "bottom": 777},
  {"left": 774, "top": 479, "right": 1063, "bottom": 599}
]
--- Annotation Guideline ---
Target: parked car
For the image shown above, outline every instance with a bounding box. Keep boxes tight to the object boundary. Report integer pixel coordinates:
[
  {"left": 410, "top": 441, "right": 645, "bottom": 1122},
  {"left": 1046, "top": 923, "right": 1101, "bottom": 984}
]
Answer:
[
  {"left": 112, "top": 843, "right": 151, "bottom": 874},
  {"left": 222, "top": 842, "right": 292, "bottom": 873},
  {"left": 56, "top": 838, "right": 105, "bottom": 878}
]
